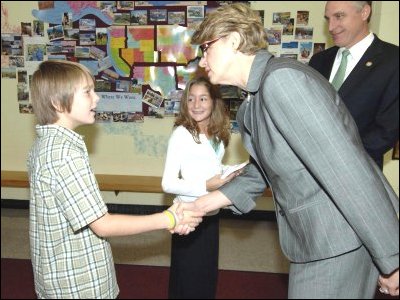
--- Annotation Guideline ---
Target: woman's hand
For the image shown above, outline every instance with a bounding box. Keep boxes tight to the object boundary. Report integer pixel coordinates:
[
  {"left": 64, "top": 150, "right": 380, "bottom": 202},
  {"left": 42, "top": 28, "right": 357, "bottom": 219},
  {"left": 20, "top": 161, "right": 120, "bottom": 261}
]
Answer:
[
  {"left": 169, "top": 201, "right": 205, "bottom": 235},
  {"left": 378, "top": 269, "right": 399, "bottom": 296}
]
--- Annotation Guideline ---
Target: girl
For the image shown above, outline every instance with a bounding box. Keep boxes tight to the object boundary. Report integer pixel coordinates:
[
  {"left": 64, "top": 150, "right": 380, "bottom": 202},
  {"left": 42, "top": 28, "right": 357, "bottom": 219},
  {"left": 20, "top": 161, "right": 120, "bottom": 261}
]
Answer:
[{"left": 162, "top": 77, "right": 239, "bottom": 299}]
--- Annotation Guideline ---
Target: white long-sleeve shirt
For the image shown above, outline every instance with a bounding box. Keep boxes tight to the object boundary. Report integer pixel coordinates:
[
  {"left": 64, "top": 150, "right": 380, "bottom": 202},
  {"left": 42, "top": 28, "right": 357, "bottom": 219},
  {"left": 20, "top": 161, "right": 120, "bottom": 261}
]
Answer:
[{"left": 162, "top": 125, "right": 225, "bottom": 203}]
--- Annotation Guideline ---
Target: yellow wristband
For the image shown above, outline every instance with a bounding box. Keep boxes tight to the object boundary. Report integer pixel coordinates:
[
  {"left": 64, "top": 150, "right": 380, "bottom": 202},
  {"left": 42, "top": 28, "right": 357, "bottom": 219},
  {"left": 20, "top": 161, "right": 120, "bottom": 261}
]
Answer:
[{"left": 163, "top": 210, "right": 176, "bottom": 230}]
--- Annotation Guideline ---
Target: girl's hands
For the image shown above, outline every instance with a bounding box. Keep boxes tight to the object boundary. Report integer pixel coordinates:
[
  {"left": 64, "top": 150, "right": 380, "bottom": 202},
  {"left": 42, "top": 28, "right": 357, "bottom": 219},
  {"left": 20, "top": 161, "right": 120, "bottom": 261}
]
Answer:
[{"left": 206, "top": 169, "right": 242, "bottom": 191}]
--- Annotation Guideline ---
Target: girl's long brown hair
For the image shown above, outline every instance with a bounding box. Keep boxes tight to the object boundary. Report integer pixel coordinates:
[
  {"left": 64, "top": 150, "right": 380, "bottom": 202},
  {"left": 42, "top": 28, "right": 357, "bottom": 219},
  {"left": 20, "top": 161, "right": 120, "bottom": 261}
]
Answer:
[{"left": 174, "top": 77, "right": 231, "bottom": 147}]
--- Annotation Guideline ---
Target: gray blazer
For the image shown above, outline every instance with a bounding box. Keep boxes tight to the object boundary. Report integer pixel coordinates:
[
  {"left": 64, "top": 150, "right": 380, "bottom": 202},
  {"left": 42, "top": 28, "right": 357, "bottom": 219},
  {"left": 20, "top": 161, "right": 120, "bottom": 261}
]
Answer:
[{"left": 220, "top": 50, "right": 399, "bottom": 275}]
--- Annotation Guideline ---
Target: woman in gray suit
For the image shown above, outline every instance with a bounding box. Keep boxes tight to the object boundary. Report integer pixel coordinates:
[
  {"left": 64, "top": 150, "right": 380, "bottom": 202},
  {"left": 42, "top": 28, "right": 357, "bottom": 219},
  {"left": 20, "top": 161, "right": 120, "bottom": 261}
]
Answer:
[{"left": 173, "top": 3, "right": 399, "bottom": 299}]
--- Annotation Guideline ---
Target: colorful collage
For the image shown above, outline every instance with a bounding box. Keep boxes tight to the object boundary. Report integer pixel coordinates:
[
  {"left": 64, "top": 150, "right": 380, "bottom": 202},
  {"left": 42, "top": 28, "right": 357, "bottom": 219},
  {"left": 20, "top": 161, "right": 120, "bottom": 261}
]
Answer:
[
  {"left": 266, "top": 10, "right": 325, "bottom": 63},
  {"left": 2, "top": 1, "right": 324, "bottom": 131},
  {"left": 2, "top": 1, "right": 252, "bottom": 126}
]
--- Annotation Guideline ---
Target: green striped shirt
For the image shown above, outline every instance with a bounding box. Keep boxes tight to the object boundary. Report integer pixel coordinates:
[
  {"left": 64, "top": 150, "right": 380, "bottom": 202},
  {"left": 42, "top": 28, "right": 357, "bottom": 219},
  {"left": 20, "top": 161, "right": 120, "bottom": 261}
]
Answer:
[{"left": 27, "top": 125, "right": 118, "bottom": 299}]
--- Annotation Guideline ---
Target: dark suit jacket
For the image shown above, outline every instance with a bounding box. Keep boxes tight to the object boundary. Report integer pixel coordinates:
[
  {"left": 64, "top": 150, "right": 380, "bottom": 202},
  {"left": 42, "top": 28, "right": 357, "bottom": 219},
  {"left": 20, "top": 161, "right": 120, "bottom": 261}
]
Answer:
[{"left": 309, "top": 35, "right": 399, "bottom": 169}]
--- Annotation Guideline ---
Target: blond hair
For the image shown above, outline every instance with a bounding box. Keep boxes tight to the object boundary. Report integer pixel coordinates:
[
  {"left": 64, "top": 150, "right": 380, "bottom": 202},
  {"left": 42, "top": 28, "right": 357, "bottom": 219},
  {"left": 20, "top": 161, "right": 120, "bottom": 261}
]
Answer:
[
  {"left": 30, "top": 60, "right": 94, "bottom": 125},
  {"left": 191, "top": 3, "right": 267, "bottom": 55}
]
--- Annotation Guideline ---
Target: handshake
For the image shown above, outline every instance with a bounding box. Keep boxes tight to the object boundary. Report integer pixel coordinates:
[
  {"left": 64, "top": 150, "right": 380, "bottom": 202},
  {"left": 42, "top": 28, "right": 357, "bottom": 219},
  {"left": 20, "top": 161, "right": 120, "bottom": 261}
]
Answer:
[{"left": 163, "top": 200, "right": 205, "bottom": 235}]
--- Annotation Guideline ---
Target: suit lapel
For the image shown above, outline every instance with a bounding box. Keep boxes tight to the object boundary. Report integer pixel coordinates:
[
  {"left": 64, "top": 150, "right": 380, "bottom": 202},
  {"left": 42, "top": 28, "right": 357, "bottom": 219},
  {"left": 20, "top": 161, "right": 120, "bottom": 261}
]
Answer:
[
  {"left": 339, "top": 37, "right": 383, "bottom": 97},
  {"left": 237, "top": 97, "right": 257, "bottom": 158},
  {"left": 320, "top": 50, "right": 337, "bottom": 79}
]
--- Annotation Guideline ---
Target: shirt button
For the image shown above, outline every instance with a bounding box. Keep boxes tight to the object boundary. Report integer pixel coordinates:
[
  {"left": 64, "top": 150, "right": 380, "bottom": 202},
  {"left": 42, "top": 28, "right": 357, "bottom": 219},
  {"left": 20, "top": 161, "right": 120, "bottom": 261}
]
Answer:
[{"left": 279, "top": 209, "right": 285, "bottom": 216}]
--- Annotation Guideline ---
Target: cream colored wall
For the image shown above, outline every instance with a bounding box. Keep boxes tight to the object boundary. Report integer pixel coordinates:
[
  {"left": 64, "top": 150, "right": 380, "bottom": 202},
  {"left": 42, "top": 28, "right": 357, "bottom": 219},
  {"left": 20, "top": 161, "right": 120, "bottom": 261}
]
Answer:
[
  {"left": 1, "top": 1, "right": 37, "bottom": 173},
  {"left": 1, "top": 1, "right": 398, "bottom": 207},
  {"left": 370, "top": 1, "right": 399, "bottom": 46}
]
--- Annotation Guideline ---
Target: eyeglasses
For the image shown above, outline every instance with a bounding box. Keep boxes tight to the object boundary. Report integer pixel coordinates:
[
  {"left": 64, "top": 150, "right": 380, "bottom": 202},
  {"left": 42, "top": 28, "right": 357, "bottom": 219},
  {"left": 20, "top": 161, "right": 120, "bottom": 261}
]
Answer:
[{"left": 199, "top": 37, "right": 222, "bottom": 56}]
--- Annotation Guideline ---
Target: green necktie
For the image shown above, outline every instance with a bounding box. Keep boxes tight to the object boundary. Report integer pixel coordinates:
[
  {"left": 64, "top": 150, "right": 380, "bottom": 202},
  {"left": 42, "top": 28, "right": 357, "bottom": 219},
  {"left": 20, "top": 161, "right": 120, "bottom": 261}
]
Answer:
[{"left": 331, "top": 49, "right": 350, "bottom": 91}]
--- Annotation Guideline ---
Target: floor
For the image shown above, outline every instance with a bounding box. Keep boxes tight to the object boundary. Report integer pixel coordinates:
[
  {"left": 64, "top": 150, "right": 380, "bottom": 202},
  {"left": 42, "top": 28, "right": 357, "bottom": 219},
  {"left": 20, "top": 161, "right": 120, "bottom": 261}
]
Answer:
[
  {"left": 3, "top": 208, "right": 397, "bottom": 300},
  {"left": 0, "top": 208, "right": 290, "bottom": 273}
]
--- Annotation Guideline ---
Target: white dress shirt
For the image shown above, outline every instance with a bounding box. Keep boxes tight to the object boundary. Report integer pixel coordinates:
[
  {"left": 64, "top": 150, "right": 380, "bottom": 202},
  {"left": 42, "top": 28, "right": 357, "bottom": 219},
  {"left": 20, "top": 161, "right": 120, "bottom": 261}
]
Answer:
[
  {"left": 329, "top": 32, "right": 375, "bottom": 83},
  {"left": 162, "top": 125, "right": 225, "bottom": 203}
]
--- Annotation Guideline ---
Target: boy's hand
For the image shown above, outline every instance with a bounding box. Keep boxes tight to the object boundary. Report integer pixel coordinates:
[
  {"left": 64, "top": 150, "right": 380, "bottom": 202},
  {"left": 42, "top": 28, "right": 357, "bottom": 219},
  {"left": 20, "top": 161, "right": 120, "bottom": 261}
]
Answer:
[{"left": 169, "top": 201, "right": 205, "bottom": 235}]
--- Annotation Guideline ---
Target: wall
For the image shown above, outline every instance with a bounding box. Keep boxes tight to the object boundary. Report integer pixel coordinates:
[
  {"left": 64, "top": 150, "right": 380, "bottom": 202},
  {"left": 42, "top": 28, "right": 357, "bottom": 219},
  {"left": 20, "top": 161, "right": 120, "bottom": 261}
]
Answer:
[
  {"left": 1, "top": 1, "right": 398, "bottom": 208},
  {"left": 1, "top": 1, "right": 250, "bottom": 207}
]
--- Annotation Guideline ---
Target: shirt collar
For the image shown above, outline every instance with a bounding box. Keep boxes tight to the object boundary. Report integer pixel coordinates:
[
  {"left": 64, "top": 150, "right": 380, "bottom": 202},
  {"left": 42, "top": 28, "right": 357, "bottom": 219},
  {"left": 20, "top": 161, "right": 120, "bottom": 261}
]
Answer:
[
  {"left": 339, "top": 32, "right": 374, "bottom": 62},
  {"left": 36, "top": 124, "right": 86, "bottom": 151},
  {"left": 246, "top": 50, "right": 274, "bottom": 94}
]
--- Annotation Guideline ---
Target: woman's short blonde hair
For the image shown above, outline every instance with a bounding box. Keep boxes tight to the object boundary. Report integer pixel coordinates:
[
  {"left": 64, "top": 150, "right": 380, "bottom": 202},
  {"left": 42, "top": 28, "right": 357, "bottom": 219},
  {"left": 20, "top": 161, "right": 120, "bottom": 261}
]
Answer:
[
  {"left": 191, "top": 3, "right": 267, "bottom": 55},
  {"left": 30, "top": 60, "right": 94, "bottom": 125}
]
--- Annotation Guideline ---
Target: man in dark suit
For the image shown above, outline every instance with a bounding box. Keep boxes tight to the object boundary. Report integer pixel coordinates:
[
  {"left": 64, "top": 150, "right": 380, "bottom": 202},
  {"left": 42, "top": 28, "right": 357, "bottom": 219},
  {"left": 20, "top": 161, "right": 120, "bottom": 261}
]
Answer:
[{"left": 309, "top": 1, "right": 399, "bottom": 169}]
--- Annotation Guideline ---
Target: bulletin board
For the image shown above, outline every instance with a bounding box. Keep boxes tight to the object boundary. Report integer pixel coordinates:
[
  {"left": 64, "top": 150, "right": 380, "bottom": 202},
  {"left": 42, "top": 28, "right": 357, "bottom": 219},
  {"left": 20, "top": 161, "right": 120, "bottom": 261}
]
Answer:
[
  {"left": 1, "top": 0, "right": 250, "bottom": 124},
  {"left": 0, "top": 1, "right": 251, "bottom": 178},
  {"left": 1, "top": 0, "right": 336, "bottom": 140}
]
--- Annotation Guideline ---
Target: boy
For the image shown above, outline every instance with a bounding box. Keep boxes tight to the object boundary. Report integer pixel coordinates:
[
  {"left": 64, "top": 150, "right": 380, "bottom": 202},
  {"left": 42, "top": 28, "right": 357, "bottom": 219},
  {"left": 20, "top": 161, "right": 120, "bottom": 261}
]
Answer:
[{"left": 28, "top": 60, "right": 203, "bottom": 298}]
